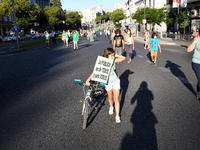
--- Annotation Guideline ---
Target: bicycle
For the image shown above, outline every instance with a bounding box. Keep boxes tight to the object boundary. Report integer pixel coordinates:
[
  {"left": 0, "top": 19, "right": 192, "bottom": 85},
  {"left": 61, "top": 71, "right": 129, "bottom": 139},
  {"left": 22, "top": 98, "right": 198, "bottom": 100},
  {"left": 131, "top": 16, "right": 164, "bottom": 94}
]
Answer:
[{"left": 74, "top": 79, "right": 106, "bottom": 129}]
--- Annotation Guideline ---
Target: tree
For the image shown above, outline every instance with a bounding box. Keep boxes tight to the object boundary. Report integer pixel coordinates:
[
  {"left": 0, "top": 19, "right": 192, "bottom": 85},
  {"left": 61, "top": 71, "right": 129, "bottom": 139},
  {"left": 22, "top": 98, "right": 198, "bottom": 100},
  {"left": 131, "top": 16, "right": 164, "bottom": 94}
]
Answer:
[
  {"left": 50, "top": 0, "right": 62, "bottom": 7},
  {"left": 132, "top": 7, "right": 166, "bottom": 30},
  {"left": 163, "top": 6, "right": 192, "bottom": 34},
  {"left": 95, "top": 15, "right": 109, "bottom": 23},
  {"left": 111, "top": 9, "right": 126, "bottom": 27},
  {"left": 66, "top": 11, "right": 83, "bottom": 28},
  {"left": 44, "top": 5, "right": 65, "bottom": 29},
  {"left": 0, "top": 0, "right": 41, "bottom": 29}
]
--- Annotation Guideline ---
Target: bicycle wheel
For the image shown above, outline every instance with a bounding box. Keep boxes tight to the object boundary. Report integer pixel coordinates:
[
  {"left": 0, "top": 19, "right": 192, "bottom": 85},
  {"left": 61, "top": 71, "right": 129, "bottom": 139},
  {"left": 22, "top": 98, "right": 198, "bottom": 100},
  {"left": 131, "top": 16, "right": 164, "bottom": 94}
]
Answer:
[{"left": 83, "top": 98, "right": 89, "bottom": 129}]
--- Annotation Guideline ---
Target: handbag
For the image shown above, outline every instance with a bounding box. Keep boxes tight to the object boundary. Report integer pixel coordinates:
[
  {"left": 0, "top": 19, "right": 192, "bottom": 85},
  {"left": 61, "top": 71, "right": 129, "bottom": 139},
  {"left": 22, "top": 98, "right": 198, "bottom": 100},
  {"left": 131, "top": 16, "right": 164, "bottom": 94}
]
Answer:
[{"left": 144, "top": 37, "right": 146, "bottom": 41}]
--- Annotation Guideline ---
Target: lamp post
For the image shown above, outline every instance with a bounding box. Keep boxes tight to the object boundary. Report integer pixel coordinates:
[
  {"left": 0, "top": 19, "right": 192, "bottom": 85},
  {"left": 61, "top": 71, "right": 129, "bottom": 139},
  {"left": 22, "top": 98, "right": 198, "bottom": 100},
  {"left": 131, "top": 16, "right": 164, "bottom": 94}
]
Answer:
[
  {"left": 11, "top": 0, "right": 19, "bottom": 48},
  {"left": 143, "top": 0, "right": 146, "bottom": 31}
]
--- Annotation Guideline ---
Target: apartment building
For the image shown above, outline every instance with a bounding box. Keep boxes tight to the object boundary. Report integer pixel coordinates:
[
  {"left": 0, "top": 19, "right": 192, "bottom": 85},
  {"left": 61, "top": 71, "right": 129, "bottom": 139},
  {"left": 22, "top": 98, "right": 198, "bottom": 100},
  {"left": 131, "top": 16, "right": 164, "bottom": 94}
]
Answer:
[
  {"left": 30, "top": 0, "right": 50, "bottom": 10},
  {"left": 124, "top": 0, "right": 167, "bottom": 32},
  {"left": 80, "top": 5, "right": 107, "bottom": 25}
]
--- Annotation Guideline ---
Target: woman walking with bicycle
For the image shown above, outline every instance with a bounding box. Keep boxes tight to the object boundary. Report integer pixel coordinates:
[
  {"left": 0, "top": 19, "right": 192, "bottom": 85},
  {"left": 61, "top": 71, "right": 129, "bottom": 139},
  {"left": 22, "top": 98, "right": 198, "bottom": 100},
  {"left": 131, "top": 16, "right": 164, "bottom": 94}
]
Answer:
[{"left": 86, "top": 47, "right": 126, "bottom": 123}]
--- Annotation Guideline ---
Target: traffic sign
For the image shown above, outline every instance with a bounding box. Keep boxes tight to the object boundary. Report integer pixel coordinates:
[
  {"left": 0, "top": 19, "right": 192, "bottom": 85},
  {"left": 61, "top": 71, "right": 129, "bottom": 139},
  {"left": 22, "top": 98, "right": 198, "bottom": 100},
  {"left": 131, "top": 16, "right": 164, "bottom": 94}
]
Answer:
[{"left": 13, "top": 25, "right": 19, "bottom": 32}]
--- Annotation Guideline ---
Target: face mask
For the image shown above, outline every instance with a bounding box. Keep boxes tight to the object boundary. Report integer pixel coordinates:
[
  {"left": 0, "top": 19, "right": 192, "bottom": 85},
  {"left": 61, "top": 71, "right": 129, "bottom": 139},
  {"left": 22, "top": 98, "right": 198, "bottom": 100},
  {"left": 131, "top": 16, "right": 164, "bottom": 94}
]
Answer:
[
  {"left": 117, "top": 34, "right": 119, "bottom": 36},
  {"left": 109, "top": 57, "right": 115, "bottom": 60},
  {"left": 154, "top": 36, "right": 157, "bottom": 39},
  {"left": 127, "top": 32, "right": 130, "bottom": 34}
]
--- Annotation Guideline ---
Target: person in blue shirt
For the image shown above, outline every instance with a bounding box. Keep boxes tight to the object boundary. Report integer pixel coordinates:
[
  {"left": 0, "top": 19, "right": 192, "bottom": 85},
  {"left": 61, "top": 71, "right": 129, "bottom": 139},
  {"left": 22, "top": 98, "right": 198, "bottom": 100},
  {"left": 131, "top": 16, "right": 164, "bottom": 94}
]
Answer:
[{"left": 148, "top": 33, "right": 162, "bottom": 66}]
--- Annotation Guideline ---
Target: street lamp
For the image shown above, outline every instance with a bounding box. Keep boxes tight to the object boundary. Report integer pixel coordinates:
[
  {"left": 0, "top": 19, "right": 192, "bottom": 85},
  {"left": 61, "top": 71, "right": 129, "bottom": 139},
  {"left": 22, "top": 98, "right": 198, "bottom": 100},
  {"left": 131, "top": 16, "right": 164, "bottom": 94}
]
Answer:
[
  {"left": 11, "top": 0, "right": 19, "bottom": 48},
  {"left": 143, "top": 0, "right": 146, "bottom": 31}
]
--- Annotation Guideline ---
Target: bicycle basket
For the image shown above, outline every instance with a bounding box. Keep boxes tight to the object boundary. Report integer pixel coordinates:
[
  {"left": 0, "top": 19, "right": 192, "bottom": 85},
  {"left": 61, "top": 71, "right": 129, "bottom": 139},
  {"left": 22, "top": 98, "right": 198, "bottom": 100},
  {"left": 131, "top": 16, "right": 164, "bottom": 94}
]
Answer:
[{"left": 90, "top": 81, "right": 105, "bottom": 100}]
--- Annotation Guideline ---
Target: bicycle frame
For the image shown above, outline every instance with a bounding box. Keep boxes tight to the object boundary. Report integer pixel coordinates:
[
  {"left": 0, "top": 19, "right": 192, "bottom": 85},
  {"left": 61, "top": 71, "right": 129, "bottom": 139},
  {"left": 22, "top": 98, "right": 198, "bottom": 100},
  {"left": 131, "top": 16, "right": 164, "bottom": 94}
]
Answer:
[{"left": 82, "top": 88, "right": 92, "bottom": 115}]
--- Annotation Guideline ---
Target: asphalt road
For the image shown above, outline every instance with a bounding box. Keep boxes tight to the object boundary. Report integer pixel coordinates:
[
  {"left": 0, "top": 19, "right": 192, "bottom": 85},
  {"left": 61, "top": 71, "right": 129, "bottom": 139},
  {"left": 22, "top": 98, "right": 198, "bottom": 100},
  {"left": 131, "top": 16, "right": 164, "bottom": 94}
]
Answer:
[{"left": 0, "top": 33, "right": 200, "bottom": 150}]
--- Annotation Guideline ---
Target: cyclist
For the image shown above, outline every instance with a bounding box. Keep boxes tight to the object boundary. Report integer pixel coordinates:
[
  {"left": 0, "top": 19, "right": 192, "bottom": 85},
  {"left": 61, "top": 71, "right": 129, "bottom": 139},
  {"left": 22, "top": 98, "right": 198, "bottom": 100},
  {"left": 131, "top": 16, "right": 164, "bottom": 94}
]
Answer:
[{"left": 86, "top": 47, "right": 126, "bottom": 123}]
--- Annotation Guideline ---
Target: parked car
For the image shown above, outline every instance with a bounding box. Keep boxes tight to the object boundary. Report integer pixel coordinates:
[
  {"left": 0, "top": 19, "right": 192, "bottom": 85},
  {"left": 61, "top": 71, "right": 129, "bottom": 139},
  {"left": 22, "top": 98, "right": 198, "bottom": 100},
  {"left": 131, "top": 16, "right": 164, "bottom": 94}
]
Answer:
[
  {"left": 31, "top": 34, "right": 39, "bottom": 39},
  {"left": 12, "top": 35, "right": 21, "bottom": 41},
  {"left": 3, "top": 35, "right": 15, "bottom": 42},
  {"left": 20, "top": 35, "right": 26, "bottom": 41},
  {"left": 55, "top": 31, "right": 62, "bottom": 36},
  {"left": 0, "top": 35, "right": 3, "bottom": 42},
  {"left": 25, "top": 34, "right": 32, "bottom": 40}
]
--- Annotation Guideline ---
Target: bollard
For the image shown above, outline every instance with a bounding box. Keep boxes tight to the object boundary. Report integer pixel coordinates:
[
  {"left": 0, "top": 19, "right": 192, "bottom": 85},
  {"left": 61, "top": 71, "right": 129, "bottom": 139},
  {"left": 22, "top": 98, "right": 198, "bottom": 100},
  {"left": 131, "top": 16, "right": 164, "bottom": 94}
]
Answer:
[{"left": 160, "top": 32, "right": 162, "bottom": 38}]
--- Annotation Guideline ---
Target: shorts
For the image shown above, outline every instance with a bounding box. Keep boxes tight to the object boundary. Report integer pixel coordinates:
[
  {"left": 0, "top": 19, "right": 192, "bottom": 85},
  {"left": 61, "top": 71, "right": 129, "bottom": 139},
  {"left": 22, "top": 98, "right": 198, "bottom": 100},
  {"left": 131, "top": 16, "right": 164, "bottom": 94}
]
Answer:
[
  {"left": 115, "top": 47, "right": 123, "bottom": 55},
  {"left": 46, "top": 39, "right": 49, "bottom": 41},
  {"left": 151, "top": 50, "right": 158, "bottom": 57},
  {"left": 105, "top": 71, "right": 120, "bottom": 91}
]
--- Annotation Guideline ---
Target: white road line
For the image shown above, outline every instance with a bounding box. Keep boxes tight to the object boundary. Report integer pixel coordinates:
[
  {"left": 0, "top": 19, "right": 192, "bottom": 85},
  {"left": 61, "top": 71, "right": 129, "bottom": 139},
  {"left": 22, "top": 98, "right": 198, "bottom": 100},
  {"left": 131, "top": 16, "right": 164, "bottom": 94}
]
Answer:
[
  {"left": 146, "top": 60, "right": 151, "bottom": 64},
  {"left": 174, "top": 76, "right": 192, "bottom": 84},
  {"left": 158, "top": 67, "right": 170, "bottom": 72},
  {"left": 137, "top": 55, "right": 144, "bottom": 58}
]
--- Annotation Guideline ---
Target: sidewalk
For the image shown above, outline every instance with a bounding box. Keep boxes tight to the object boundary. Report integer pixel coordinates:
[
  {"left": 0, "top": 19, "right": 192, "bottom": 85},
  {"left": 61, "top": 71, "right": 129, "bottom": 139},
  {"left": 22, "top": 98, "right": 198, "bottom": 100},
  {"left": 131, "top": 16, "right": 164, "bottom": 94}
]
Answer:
[{"left": 134, "top": 36, "right": 191, "bottom": 47}]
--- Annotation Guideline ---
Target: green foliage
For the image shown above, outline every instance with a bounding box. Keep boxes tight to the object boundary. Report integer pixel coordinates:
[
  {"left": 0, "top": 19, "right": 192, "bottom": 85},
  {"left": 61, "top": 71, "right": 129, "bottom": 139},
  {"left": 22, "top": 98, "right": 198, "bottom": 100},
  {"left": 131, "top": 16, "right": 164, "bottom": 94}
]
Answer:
[
  {"left": 111, "top": 9, "right": 126, "bottom": 27},
  {"left": 50, "top": 0, "right": 62, "bottom": 7},
  {"left": 0, "top": 0, "right": 41, "bottom": 28},
  {"left": 44, "top": 5, "right": 65, "bottom": 28},
  {"left": 132, "top": 7, "right": 165, "bottom": 26},
  {"left": 66, "top": 11, "right": 83, "bottom": 26},
  {"left": 95, "top": 15, "right": 109, "bottom": 23},
  {"left": 162, "top": 6, "right": 191, "bottom": 30}
]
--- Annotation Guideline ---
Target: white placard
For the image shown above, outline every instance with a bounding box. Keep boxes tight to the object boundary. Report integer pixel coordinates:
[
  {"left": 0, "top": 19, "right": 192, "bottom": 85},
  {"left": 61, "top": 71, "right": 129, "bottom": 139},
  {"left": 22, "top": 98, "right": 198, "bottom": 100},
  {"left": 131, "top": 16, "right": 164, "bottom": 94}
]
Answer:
[{"left": 91, "top": 56, "right": 114, "bottom": 84}]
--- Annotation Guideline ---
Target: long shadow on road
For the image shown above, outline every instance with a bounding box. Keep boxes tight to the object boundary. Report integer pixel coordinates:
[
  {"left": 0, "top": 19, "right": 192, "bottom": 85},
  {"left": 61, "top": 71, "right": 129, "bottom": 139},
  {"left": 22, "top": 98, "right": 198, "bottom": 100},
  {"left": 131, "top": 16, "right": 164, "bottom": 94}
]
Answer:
[
  {"left": 165, "top": 60, "right": 196, "bottom": 96},
  {"left": 120, "top": 81, "right": 158, "bottom": 150},
  {"left": 119, "top": 69, "right": 134, "bottom": 114}
]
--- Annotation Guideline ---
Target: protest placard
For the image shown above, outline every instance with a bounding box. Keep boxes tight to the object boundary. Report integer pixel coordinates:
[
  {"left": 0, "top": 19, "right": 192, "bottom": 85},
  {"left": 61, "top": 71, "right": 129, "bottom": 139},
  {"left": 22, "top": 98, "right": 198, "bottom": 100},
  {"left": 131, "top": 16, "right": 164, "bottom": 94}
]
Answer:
[{"left": 91, "top": 56, "right": 114, "bottom": 84}]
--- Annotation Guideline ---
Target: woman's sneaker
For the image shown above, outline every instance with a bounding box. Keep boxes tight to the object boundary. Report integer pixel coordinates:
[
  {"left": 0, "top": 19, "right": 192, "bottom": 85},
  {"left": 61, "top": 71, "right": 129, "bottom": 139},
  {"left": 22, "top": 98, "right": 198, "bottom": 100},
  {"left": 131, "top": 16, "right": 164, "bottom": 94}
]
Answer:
[
  {"left": 116, "top": 116, "right": 121, "bottom": 123},
  {"left": 109, "top": 107, "right": 114, "bottom": 115},
  {"left": 196, "top": 92, "right": 200, "bottom": 99}
]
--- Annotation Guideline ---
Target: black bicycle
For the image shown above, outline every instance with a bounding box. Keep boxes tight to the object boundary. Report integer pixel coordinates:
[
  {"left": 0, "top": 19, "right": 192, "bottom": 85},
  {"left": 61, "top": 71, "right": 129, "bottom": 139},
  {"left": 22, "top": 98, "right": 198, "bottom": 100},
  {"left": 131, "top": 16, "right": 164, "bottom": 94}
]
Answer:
[{"left": 74, "top": 79, "right": 106, "bottom": 129}]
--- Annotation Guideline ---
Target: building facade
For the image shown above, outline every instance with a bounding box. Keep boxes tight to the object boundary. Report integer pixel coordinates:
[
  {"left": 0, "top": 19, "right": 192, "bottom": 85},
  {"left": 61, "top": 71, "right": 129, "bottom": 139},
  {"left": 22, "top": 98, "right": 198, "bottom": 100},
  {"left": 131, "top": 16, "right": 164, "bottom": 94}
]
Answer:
[
  {"left": 123, "top": 0, "right": 167, "bottom": 32},
  {"left": 30, "top": 0, "right": 50, "bottom": 10},
  {"left": 80, "top": 5, "right": 107, "bottom": 25},
  {"left": 167, "top": 0, "right": 200, "bottom": 32}
]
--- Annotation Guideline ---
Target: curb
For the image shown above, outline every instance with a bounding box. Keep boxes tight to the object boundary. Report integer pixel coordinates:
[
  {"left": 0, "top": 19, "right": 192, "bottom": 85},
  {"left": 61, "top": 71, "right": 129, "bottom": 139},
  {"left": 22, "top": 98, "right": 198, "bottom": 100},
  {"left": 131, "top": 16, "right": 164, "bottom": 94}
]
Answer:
[{"left": 0, "top": 40, "right": 62, "bottom": 55}]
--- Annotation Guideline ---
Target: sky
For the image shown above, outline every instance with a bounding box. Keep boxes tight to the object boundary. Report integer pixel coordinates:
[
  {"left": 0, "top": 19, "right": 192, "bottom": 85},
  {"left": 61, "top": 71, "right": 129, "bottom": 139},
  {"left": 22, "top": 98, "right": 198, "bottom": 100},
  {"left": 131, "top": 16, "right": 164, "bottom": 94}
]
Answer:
[{"left": 61, "top": 0, "right": 125, "bottom": 12}]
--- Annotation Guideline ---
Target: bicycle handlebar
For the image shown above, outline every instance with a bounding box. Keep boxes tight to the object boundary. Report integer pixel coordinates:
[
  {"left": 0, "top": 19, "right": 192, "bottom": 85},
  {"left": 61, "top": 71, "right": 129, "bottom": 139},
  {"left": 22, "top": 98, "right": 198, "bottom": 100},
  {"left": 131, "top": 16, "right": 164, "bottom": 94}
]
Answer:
[{"left": 74, "top": 79, "right": 107, "bottom": 86}]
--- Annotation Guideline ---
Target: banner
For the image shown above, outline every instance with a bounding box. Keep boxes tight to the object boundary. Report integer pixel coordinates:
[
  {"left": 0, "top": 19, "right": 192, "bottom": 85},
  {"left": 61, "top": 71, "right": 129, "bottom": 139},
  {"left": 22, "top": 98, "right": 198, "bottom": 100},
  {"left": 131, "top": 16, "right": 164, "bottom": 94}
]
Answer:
[
  {"left": 91, "top": 56, "right": 114, "bottom": 84},
  {"left": 173, "top": 0, "right": 179, "bottom": 8},
  {"left": 181, "top": 0, "right": 187, "bottom": 7}
]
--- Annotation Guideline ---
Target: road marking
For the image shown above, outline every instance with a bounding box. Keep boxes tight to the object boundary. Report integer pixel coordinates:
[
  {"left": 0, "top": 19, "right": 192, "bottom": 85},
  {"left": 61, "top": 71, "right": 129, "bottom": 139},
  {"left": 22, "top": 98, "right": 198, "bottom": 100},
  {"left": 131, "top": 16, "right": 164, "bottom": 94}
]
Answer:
[
  {"left": 146, "top": 60, "right": 151, "bottom": 64},
  {"left": 159, "top": 67, "right": 170, "bottom": 72},
  {"left": 175, "top": 76, "right": 192, "bottom": 84},
  {"left": 137, "top": 55, "right": 144, "bottom": 58}
]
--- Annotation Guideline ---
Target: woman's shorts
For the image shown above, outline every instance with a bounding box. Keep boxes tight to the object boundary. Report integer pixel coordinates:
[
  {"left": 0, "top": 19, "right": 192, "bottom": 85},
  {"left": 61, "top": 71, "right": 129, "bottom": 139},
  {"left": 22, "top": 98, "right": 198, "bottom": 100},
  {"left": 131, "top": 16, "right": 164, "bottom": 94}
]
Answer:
[
  {"left": 151, "top": 50, "right": 158, "bottom": 57},
  {"left": 105, "top": 71, "right": 120, "bottom": 91}
]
